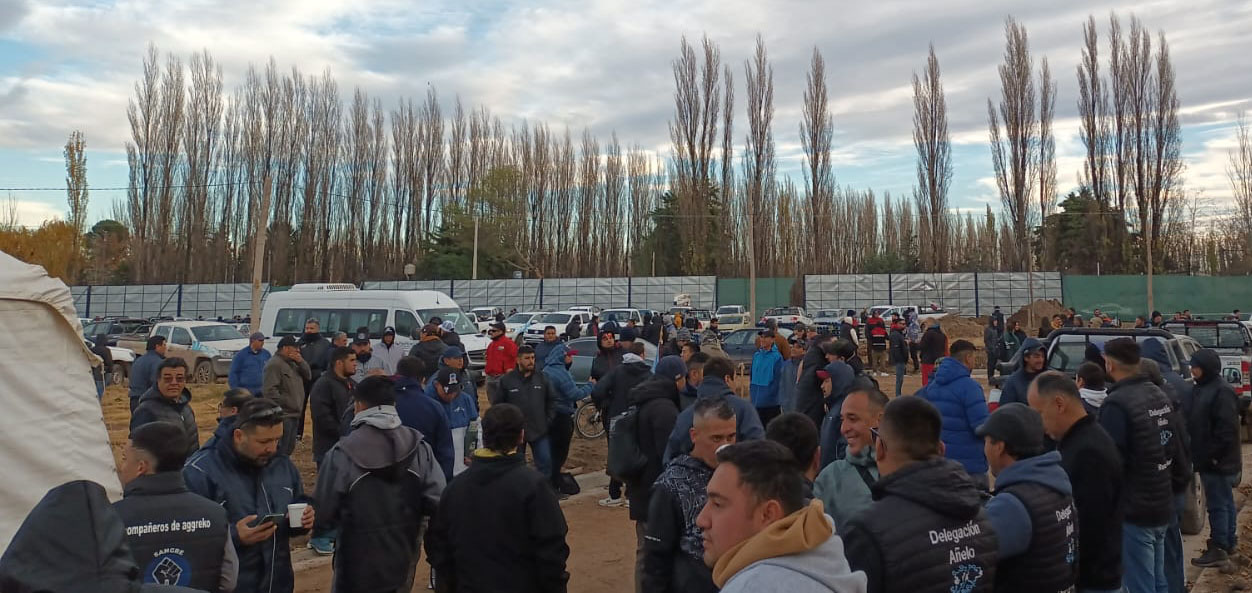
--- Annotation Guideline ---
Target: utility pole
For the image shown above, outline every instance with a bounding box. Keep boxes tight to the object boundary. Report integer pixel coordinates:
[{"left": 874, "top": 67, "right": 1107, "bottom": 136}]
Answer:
[
  {"left": 747, "top": 211, "right": 757, "bottom": 318},
  {"left": 1146, "top": 213, "right": 1155, "bottom": 313},
  {"left": 472, "top": 214, "right": 480, "bottom": 280},
  {"left": 249, "top": 175, "right": 273, "bottom": 333}
]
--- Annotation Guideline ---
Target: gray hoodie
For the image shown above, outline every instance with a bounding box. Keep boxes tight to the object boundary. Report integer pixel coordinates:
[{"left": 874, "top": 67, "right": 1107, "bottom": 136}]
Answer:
[{"left": 720, "top": 530, "right": 867, "bottom": 593}]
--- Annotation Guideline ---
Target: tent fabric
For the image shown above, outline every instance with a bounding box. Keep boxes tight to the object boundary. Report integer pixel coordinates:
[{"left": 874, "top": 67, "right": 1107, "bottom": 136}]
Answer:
[{"left": 0, "top": 251, "right": 121, "bottom": 552}]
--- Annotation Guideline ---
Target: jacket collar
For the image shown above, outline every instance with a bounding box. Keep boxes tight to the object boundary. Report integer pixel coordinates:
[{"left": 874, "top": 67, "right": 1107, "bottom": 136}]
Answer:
[{"left": 122, "top": 471, "right": 188, "bottom": 498}]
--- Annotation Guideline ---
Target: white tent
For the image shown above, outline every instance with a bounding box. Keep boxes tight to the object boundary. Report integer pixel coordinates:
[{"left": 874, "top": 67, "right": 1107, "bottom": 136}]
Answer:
[{"left": 0, "top": 251, "right": 121, "bottom": 551}]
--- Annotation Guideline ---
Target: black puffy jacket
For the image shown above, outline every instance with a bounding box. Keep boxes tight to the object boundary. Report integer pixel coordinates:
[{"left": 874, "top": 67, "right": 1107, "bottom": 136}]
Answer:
[
  {"left": 642, "top": 455, "right": 717, "bottom": 593},
  {"left": 114, "top": 472, "right": 230, "bottom": 592},
  {"left": 843, "top": 457, "right": 998, "bottom": 593},
  {"left": 591, "top": 360, "right": 653, "bottom": 421},
  {"left": 1142, "top": 339, "right": 1193, "bottom": 417},
  {"left": 590, "top": 347, "right": 623, "bottom": 382},
  {"left": 624, "top": 377, "right": 681, "bottom": 522},
  {"left": 1189, "top": 349, "right": 1242, "bottom": 475},
  {"left": 1100, "top": 375, "right": 1176, "bottom": 527},
  {"left": 794, "top": 343, "right": 830, "bottom": 428}
]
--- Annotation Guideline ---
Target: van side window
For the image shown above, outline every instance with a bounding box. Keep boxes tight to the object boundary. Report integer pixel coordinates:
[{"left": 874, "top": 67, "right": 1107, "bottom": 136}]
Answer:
[
  {"left": 171, "top": 327, "right": 192, "bottom": 346},
  {"left": 274, "top": 308, "right": 388, "bottom": 338},
  {"left": 395, "top": 310, "right": 419, "bottom": 339}
]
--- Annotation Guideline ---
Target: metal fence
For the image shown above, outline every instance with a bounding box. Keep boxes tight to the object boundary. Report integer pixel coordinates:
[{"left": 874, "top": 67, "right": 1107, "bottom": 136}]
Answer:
[
  {"left": 361, "top": 276, "right": 716, "bottom": 312},
  {"left": 70, "top": 284, "right": 273, "bottom": 319},
  {"left": 803, "top": 272, "right": 1063, "bottom": 317}
]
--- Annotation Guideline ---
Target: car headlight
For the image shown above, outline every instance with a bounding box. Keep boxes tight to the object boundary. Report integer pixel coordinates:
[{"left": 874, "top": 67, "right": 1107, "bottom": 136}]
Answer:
[{"left": 218, "top": 350, "right": 237, "bottom": 359}]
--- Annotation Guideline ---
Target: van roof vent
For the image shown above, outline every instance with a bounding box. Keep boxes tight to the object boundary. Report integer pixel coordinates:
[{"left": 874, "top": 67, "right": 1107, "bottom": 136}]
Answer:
[{"left": 289, "top": 283, "right": 359, "bottom": 292}]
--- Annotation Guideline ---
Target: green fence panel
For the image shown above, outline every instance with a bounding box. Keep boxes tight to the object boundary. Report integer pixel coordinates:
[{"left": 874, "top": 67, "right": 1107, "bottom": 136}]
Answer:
[
  {"left": 716, "top": 277, "right": 796, "bottom": 312},
  {"left": 1062, "top": 275, "right": 1252, "bottom": 319}
]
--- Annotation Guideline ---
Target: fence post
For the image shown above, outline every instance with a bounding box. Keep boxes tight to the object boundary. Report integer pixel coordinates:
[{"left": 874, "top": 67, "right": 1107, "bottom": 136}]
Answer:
[
  {"left": 176, "top": 284, "right": 183, "bottom": 317},
  {"left": 973, "top": 273, "right": 980, "bottom": 318},
  {"left": 627, "top": 276, "right": 633, "bottom": 308},
  {"left": 538, "top": 278, "right": 545, "bottom": 310},
  {"left": 887, "top": 273, "right": 893, "bottom": 305},
  {"left": 449, "top": 280, "right": 455, "bottom": 300}
]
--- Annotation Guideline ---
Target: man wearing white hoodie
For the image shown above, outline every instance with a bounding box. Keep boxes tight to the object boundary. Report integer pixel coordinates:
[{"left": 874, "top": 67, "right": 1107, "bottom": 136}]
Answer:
[
  {"left": 1075, "top": 362, "right": 1109, "bottom": 418},
  {"left": 696, "top": 439, "right": 867, "bottom": 593}
]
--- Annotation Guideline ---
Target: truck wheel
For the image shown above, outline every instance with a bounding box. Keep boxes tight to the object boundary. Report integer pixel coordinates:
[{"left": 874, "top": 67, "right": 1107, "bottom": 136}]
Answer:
[
  {"left": 1180, "top": 473, "right": 1207, "bottom": 536},
  {"left": 193, "top": 360, "right": 216, "bottom": 384},
  {"left": 109, "top": 363, "right": 128, "bottom": 386}
]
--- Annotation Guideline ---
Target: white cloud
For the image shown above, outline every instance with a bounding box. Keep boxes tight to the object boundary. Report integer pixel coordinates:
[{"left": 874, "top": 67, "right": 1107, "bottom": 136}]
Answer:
[{"left": 3, "top": 198, "right": 62, "bottom": 228}]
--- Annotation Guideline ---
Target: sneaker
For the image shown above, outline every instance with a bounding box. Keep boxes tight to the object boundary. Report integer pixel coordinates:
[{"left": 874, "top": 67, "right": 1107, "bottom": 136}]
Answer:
[
  {"left": 598, "top": 496, "right": 626, "bottom": 508},
  {"left": 1192, "top": 546, "right": 1230, "bottom": 568},
  {"left": 308, "top": 537, "right": 334, "bottom": 556}
]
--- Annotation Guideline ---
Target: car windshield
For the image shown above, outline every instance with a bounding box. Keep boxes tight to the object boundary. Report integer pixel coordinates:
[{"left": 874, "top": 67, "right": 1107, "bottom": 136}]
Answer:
[
  {"left": 693, "top": 310, "right": 712, "bottom": 319},
  {"left": 190, "top": 325, "right": 246, "bottom": 342},
  {"left": 505, "top": 313, "right": 534, "bottom": 324},
  {"left": 816, "top": 310, "right": 838, "bottom": 318},
  {"left": 541, "top": 313, "right": 572, "bottom": 324},
  {"left": 601, "top": 310, "right": 636, "bottom": 323},
  {"left": 720, "top": 315, "right": 743, "bottom": 324},
  {"left": 1047, "top": 335, "right": 1172, "bottom": 373},
  {"left": 471, "top": 309, "right": 494, "bottom": 321},
  {"left": 766, "top": 308, "right": 800, "bottom": 316},
  {"left": 417, "top": 308, "right": 478, "bottom": 335},
  {"left": 716, "top": 306, "right": 740, "bottom": 314}
]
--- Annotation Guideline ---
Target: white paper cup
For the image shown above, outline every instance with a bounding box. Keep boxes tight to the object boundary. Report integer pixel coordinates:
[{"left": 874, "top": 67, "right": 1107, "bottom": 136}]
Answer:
[{"left": 287, "top": 503, "right": 307, "bottom": 528}]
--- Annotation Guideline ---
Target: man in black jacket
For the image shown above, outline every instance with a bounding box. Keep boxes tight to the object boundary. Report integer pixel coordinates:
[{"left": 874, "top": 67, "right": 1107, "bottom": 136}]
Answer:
[
  {"left": 842, "top": 396, "right": 998, "bottom": 593},
  {"left": 795, "top": 333, "right": 837, "bottom": 428},
  {"left": 493, "top": 345, "right": 558, "bottom": 478},
  {"left": 297, "top": 318, "right": 332, "bottom": 440},
  {"left": 131, "top": 357, "right": 199, "bottom": 459},
  {"left": 643, "top": 397, "right": 736, "bottom": 593},
  {"left": 918, "top": 321, "right": 947, "bottom": 386},
  {"left": 315, "top": 376, "right": 445, "bottom": 593},
  {"left": 1028, "top": 372, "right": 1125, "bottom": 593},
  {"left": 625, "top": 355, "right": 684, "bottom": 593},
  {"left": 1099, "top": 339, "right": 1177, "bottom": 593},
  {"left": 592, "top": 342, "right": 653, "bottom": 506},
  {"left": 425, "top": 403, "right": 569, "bottom": 593},
  {"left": 1189, "top": 349, "right": 1243, "bottom": 567},
  {"left": 116, "top": 421, "right": 237, "bottom": 592},
  {"left": 309, "top": 347, "right": 357, "bottom": 466}
]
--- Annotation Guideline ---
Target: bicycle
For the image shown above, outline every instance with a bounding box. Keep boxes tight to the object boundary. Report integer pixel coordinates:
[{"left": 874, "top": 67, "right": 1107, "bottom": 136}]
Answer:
[{"left": 574, "top": 398, "right": 605, "bottom": 439}]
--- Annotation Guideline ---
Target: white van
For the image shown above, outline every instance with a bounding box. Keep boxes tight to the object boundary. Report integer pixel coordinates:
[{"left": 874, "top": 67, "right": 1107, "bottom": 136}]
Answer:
[{"left": 258, "top": 284, "right": 489, "bottom": 372}]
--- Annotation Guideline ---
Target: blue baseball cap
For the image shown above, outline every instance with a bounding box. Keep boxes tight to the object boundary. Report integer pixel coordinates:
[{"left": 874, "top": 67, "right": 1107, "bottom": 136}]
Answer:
[
  {"left": 654, "top": 355, "right": 687, "bottom": 381},
  {"left": 442, "top": 345, "right": 465, "bottom": 359}
]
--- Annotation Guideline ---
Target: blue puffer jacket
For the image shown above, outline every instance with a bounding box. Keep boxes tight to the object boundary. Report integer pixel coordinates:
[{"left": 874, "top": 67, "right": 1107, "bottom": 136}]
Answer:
[
  {"left": 749, "top": 345, "right": 784, "bottom": 408},
  {"left": 425, "top": 362, "right": 479, "bottom": 429},
  {"left": 542, "top": 343, "right": 591, "bottom": 415},
  {"left": 183, "top": 433, "right": 309, "bottom": 593},
  {"left": 228, "top": 347, "right": 271, "bottom": 395},
  {"left": 916, "top": 357, "right": 990, "bottom": 474}
]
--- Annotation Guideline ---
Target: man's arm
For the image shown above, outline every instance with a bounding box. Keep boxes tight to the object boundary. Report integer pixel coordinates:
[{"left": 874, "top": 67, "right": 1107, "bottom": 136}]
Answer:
[
  {"left": 424, "top": 497, "right": 456, "bottom": 593},
  {"left": 412, "top": 440, "right": 447, "bottom": 516},
  {"left": 312, "top": 449, "right": 346, "bottom": 531},
  {"left": 642, "top": 486, "right": 680, "bottom": 593},
  {"left": 963, "top": 381, "right": 990, "bottom": 430},
  {"left": 544, "top": 375, "right": 559, "bottom": 427},
  {"left": 262, "top": 362, "right": 283, "bottom": 403},
  {"left": 841, "top": 519, "right": 885, "bottom": 593},
  {"left": 219, "top": 533, "right": 239, "bottom": 593},
  {"left": 295, "top": 358, "right": 312, "bottom": 381},
  {"left": 528, "top": 477, "right": 571, "bottom": 593},
  {"left": 984, "top": 492, "right": 1033, "bottom": 558},
  {"left": 1212, "top": 385, "right": 1240, "bottom": 462},
  {"left": 591, "top": 369, "right": 613, "bottom": 410},
  {"left": 489, "top": 374, "right": 509, "bottom": 405},
  {"left": 228, "top": 355, "right": 244, "bottom": 390},
  {"left": 1098, "top": 402, "right": 1131, "bottom": 460}
]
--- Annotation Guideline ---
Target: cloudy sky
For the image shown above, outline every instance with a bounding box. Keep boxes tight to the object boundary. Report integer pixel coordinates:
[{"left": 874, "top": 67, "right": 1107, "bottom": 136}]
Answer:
[{"left": 1, "top": 0, "right": 1249, "bottom": 228}]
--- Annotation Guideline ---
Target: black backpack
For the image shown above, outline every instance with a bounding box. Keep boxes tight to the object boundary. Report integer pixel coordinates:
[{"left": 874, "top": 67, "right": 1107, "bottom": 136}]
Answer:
[{"left": 607, "top": 405, "right": 648, "bottom": 481}]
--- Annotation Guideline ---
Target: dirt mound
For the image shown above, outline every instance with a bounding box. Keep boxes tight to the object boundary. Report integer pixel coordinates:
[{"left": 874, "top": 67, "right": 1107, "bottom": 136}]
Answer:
[
  {"left": 1008, "top": 299, "right": 1066, "bottom": 330},
  {"left": 936, "top": 313, "right": 986, "bottom": 342}
]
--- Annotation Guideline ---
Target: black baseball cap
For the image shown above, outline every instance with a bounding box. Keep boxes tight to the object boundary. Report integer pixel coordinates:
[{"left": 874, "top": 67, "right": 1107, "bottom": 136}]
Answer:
[
  {"left": 276, "top": 335, "right": 299, "bottom": 349},
  {"left": 352, "top": 326, "right": 371, "bottom": 345},
  {"left": 975, "top": 403, "right": 1045, "bottom": 456}
]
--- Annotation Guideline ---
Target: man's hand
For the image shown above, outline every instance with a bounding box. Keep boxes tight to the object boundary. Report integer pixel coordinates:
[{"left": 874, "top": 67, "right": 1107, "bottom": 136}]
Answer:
[
  {"left": 236, "top": 515, "right": 277, "bottom": 545},
  {"left": 290, "top": 350, "right": 304, "bottom": 364},
  {"left": 301, "top": 505, "right": 315, "bottom": 530}
]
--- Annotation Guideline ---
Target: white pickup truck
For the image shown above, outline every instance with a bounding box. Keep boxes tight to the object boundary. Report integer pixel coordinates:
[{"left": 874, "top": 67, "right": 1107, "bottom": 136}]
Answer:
[{"left": 118, "top": 321, "right": 249, "bottom": 383}]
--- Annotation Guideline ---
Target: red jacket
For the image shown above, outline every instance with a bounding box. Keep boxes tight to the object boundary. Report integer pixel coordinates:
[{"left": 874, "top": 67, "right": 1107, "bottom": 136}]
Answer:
[{"left": 485, "top": 334, "right": 518, "bottom": 376}]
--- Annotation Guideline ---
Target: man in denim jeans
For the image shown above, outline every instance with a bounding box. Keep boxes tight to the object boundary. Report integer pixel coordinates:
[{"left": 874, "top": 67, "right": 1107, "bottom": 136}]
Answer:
[
  {"left": 1099, "top": 339, "right": 1179, "bottom": 593},
  {"left": 1188, "top": 349, "right": 1243, "bottom": 568}
]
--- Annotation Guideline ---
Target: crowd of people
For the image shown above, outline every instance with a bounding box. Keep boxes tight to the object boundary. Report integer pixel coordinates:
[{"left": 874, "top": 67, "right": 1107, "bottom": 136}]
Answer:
[{"left": 0, "top": 303, "right": 1246, "bottom": 593}]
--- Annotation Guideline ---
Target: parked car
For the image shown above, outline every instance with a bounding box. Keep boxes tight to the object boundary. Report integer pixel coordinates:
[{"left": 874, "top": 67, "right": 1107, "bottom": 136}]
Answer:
[
  {"left": 720, "top": 327, "right": 792, "bottom": 374},
  {"left": 1161, "top": 320, "right": 1252, "bottom": 398},
  {"left": 813, "top": 309, "right": 843, "bottom": 332},
  {"left": 81, "top": 317, "right": 151, "bottom": 347},
  {"left": 869, "top": 304, "right": 948, "bottom": 322},
  {"left": 83, "top": 338, "right": 135, "bottom": 386},
  {"left": 568, "top": 305, "right": 601, "bottom": 315},
  {"left": 119, "top": 321, "right": 250, "bottom": 384},
  {"left": 567, "top": 336, "right": 659, "bottom": 387},
  {"left": 716, "top": 305, "right": 748, "bottom": 317},
  {"left": 691, "top": 309, "right": 713, "bottom": 324},
  {"left": 503, "top": 310, "right": 548, "bottom": 339},
  {"left": 469, "top": 306, "right": 503, "bottom": 332},
  {"left": 759, "top": 307, "right": 813, "bottom": 329},
  {"left": 257, "top": 283, "right": 489, "bottom": 378},
  {"left": 714, "top": 314, "right": 754, "bottom": 335},
  {"left": 600, "top": 308, "right": 644, "bottom": 329},
  {"left": 523, "top": 311, "right": 593, "bottom": 343}
]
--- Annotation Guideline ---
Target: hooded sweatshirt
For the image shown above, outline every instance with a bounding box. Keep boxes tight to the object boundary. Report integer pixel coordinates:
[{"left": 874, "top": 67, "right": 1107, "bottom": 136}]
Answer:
[
  {"left": 664, "top": 376, "right": 765, "bottom": 463},
  {"left": 314, "top": 405, "right": 445, "bottom": 593},
  {"left": 819, "top": 361, "right": 859, "bottom": 468},
  {"left": 543, "top": 342, "right": 593, "bottom": 415},
  {"left": 813, "top": 445, "right": 879, "bottom": 534},
  {"left": 1079, "top": 387, "right": 1108, "bottom": 417},
  {"left": 749, "top": 344, "right": 784, "bottom": 408},
  {"left": 1142, "top": 339, "right": 1192, "bottom": 417},
  {"left": 714, "top": 501, "right": 867, "bottom": 593},
  {"left": 983, "top": 451, "right": 1074, "bottom": 558}
]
